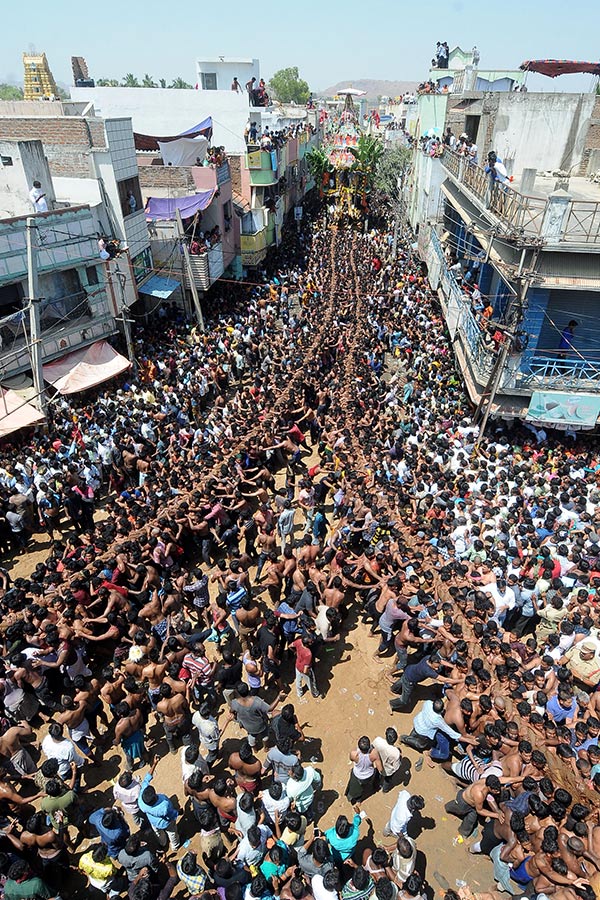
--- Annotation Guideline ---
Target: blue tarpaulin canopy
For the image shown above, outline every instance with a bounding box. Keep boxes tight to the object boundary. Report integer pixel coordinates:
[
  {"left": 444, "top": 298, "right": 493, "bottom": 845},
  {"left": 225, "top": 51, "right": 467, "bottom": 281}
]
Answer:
[
  {"left": 138, "top": 274, "right": 181, "bottom": 299},
  {"left": 145, "top": 190, "right": 215, "bottom": 220}
]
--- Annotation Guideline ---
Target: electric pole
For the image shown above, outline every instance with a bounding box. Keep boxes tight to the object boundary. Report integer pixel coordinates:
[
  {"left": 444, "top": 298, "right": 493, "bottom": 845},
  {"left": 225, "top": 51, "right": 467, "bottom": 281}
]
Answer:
[
  {"left": 26, "top": 217, "right": 47, "bottom": 415},
  {"left": 473, "top": 272, "right": 528, "bottom": 448},
  {"left": 175, "top": 208, "right": 204, "bottom": 331},
  {"left": 115, "top": 269, "right": 136, "bottom": 370}
]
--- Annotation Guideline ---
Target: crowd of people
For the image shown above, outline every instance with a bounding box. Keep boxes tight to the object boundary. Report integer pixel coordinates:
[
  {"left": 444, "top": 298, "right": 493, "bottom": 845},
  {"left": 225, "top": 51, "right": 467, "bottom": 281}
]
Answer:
[
  {"left": 245, "top": 122, "right": 317, "bottom": 151},
  {"left": 0, "top": 197, "right": 600, "bottom": 900}
]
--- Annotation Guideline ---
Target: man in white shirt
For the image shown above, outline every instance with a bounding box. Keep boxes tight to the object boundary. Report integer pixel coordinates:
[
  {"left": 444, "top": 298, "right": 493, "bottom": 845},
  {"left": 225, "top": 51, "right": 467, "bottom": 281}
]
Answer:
[
  {"left": 382, "top": 790, "right": 425, "bottom": 837},
  {"left": 483, "top": 578, "right": 516, "bottom": 624},
  {"left": 312, "top": 870, "right": 341, "bottom": 900},
  {"left": 41, "top": 723, "right": 84, "bottom": 778},
  {"left": 373, "top": 728, "right": 401, "bottom": 792},
  {"left": 29, "top": 180, "right": 48, "bottom": 213}
]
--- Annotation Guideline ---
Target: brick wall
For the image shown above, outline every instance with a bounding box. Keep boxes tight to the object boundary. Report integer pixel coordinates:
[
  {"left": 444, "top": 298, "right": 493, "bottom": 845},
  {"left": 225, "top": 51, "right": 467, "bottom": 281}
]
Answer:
[
  {"left": 228, "top": 154, "right": 242, "bottom": 193},
  {"left": 0, "top": 116, "right": 106, "bottom": 178},
  {"left": 580, "top": 96, "right": 600, "bottom": 175},
  {"left": 0, "top": 117, "right": 106, "bottom": 147},
  {"left": 138, "top": 165, "right": 196, "bottom": 191}
]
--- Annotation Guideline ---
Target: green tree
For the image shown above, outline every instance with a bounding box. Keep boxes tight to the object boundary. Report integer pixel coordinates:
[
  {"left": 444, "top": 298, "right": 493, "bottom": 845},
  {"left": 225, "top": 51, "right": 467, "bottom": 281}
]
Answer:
[
  {"left": 268, "top": 67, "right": 310, "bottom": 105},
  {"left": 142, "top": 74, "right": 157, "bottom": 88},
  {"left": 0, "top": 84, "right": 23, "bottom": 100},
  {"left": 169, "top": 77, "right": 193, "bottom": 89},
  {"left": 374, "top": 145, "right": 413, "bottom": 205},
  {"left": 159, "top": 78, "right": 167, "bottom": 89},
  {"left": 122, "top": 73, "right": 140, "bottom": 87},
  {"left": 306, "top": 147, "right": 333, "bottom": 183},
  {"left": 348, "top": 134, "right": 385, "bottom": 183}
]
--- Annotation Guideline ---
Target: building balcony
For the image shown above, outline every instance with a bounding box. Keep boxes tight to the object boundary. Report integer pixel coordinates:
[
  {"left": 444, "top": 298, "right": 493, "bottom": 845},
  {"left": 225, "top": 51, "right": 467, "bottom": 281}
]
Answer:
[
  {"left": 427, "top": 226, "right": 600, "bottom": 399},
  {"left": 441, "top": 148, "right": 600, "bottom": 247},
  {"left": 240, "top": 222, "right": 275, "bottom": 266},
  {"left": 0, "top": 306, "right": 116, "bottom": 380},
  {"left": 183, "top": 242, "right": 225, "bottom": 291},
  {"left": 515, "top": 354, "right": 600, "bottom": 391},
  {"left": 0, "top": 206, "right": 102, "bottom": 282}
]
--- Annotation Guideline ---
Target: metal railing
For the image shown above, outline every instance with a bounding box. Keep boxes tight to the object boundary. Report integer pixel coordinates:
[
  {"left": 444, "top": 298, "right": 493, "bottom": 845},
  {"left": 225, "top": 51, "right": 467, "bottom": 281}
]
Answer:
[
  {"left": 441, "top": 148, "right": 600, "bottom": 245},
  {"left": 516, "top": 354, "right": 600, "bottom": 389},
  {"left": 562, "top": 200, "right": 600, "bottom": 244},
  {"left": 429, "top": 226, "right": 496, "bottom": 381}
]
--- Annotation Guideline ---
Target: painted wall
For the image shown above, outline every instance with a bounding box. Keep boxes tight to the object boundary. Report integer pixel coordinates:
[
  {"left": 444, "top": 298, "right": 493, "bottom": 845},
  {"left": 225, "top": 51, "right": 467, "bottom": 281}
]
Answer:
[
  {"left": 408, "top": 152, "right": 444, "bottom": 230},
  {"left": 196, "top": 59, "right": 260, "bottom": 92},
  {"left": 413, "top": 94, "right": 448, "bottom": 140},
  {"left": 0, "top": 140, "right": 56, "bottom": 218},
  {"left": 491, "top": 93, "right": 597, "bottom": 174},
  {"left": 70, "top": 86, "right": 250, "bottom": 153},
  {"left": 53, "top": 175, "right": 102, "bottom": 207}
]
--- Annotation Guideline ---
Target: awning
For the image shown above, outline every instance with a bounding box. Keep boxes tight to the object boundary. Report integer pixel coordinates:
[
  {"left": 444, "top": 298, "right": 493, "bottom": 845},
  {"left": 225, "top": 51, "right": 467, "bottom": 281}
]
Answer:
[
  {"left": 0, "top": 388, "right": 45, "bottom": 438},
  {"left": 145, "top": 190, "right": 215, "bottom": 221},
  {"left": 232, "top": 190, "right": 251, "bottom": 214},
  {"left": 43, "top": 340, "right": 130, "bottom": 395},
  {"left": 526, "top": 391, "right": 600, "bottom": 430},
  {"left": 134, "top": 117, "right": 213, "bottom": 151},
  {"left": 520, "top": 60, "right": 600, "bottom": 78},
  {"left": 138, "top": 274, "right": 181, "bottom": 299},
  {"left": 158, "top": 136, "right": 208, "bottom": 167}
]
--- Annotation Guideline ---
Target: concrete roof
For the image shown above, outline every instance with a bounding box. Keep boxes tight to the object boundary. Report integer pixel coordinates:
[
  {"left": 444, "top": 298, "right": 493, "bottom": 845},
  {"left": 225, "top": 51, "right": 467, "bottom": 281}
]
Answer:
[{"left": 512, "top": 174, "right": 600, "bottom": 205}]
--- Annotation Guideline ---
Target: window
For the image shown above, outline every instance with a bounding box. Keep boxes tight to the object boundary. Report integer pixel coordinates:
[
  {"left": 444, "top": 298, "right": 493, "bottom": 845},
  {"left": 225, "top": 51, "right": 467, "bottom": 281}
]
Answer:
[
  {"left": 117, "top": 175, "right": 143, "bottom": 219},
  {"left": 201, "top": 73, "right": 217, "bottom": 91},
  {"left": 132, "top": 247, "right": 153, "bottom": 284},
  {"left": 86, "top": 266, "right": 100, "bottom": 286},
  {"left": 1, "top": 156, "right": 13, "bottom": 167},
  {"left": 223, "top": 200, "right": 232, "bottom": 232},
  {"left": 464, "top": 115, "right": 480, "bottom": 144},
  {"left": 0, "top": 282, "right": 24, "bottom": 312}
]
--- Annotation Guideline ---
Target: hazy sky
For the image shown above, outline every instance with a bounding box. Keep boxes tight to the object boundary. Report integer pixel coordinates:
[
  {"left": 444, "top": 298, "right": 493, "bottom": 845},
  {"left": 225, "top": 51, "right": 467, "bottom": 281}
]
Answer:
[{"left": 1, "top": 0, "right": 597, "bottom": 92}]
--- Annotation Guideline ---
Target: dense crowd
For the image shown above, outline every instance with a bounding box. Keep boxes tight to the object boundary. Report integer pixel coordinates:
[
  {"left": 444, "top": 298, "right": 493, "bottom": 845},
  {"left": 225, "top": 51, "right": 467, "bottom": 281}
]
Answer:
[{"left": 0, "top": 203, "right": 600, "bottom": 900}]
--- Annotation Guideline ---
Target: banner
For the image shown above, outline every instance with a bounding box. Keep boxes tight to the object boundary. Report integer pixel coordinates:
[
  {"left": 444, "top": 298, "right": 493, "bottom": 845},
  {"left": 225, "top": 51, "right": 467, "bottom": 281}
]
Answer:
[{"left": 526, "top": 391, "right": 600, "bottom": 430}]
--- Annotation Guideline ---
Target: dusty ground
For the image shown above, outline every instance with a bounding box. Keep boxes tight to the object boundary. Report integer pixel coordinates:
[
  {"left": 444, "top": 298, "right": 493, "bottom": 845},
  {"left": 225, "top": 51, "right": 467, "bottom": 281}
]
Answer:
[{"left": 7, "top": 496, "right": 495, "bottom": 899}]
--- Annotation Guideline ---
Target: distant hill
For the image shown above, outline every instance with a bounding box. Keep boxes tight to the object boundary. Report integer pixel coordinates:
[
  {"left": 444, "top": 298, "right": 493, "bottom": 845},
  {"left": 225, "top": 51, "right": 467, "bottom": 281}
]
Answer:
[{"left": 319, "top": 79, "right": 419, "bottom": 100}]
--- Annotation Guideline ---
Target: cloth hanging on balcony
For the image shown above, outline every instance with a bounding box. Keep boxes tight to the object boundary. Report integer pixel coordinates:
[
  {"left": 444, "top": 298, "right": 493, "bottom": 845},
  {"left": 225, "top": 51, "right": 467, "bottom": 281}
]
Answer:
[
  {"left": 0, "top": 388, "right": 45, "bottom": 438},
  {"left": 138, "top": 274, "right": 181, "bottom": 299},
  {"left": 157, "top": 136, "right": 208, "bottom": 167},
  {"left": 134, "top": 117, "right": 213, "bottom": 151},
  {"left": 43, "top": 340, "right": 130, "bottom": 395},
  {"left": 526, "top": 391, "right": 600, "bottom": 430},
  {"left": 520, "top": 60, "right": 600, "bottom": 77},
  {"left": 145, "top": 190, "right": 215, "bottom": 221}
]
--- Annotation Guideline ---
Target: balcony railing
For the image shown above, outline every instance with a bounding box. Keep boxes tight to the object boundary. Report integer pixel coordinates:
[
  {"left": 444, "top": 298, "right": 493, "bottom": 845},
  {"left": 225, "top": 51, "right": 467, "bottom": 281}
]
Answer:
[
  {"left": 240, "top": 223, "right": 275, "bottom": 265},
  {"left": 562, "top": 201, "right": 600, "bottom": 245},
  {"left": 430, "top": 228, "right": 495, "bottom": 382},
  {"left": 184, "top": 242, "right": 224, "bottom": 291},
  {"left": 440, "top": 148, "right": 600, "bottom": 245},
  {"left": 515, "top": 354, "right": 600, "bottom": 390}
]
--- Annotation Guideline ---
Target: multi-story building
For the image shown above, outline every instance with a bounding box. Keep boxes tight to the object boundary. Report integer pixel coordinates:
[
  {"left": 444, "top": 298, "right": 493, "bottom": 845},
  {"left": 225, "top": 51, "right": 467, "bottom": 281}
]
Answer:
[
  {"left": 70, "top": 60, "right": 320, "bottom": 275},
  {"left": 427, "top": 45, "right": 525, "bottom": 94},
  {"left": 0, "top": 106, "right": 153, "bottom": 283},
  {"left": 0, "top": 142, "right": 127, "bottom": 384},
  {"left": 139, "top": 150, "right": 238, "bottom": 309},
  {"left": 230, "top": 120, "right": 319, "bottom": 269},
  {"left": 411, "top": 79, "right": 600, "bottom": 430},
  {"left": 196, "top": 58, "right": 260, "bottom": 93}
]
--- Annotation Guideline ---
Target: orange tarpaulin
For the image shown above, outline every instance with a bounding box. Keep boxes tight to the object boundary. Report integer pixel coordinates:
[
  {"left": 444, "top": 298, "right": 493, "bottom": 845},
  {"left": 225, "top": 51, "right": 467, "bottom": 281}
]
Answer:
[
  {"left": 0, "top": 389, "right": 45, "bottom": 438},
  {"left": 42, "top": 340, "right": 130, "bottom": 395}
]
